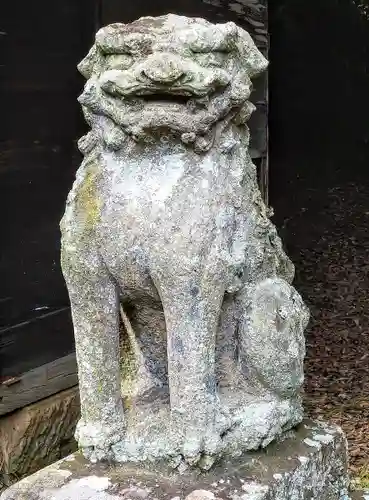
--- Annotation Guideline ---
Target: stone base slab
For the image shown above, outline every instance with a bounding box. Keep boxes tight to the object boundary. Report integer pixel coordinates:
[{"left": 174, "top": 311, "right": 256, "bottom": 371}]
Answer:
[
  {"left": 0, "top": 420, "right": 350, "bottom": 500},
  {"left": 104, "top": 386, "right": 304, "bottom": 464}
]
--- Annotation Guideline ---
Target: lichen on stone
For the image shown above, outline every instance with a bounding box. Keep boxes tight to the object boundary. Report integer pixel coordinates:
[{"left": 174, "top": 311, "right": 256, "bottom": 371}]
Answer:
[{"left": 72, "top": 159, "right": 102, "bottom": 233}]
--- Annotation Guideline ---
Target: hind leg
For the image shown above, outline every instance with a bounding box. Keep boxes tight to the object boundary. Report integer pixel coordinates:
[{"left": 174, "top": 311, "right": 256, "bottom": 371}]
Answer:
[
  {"left": 61, "top": 243, "right": 126, "bottom": 462},
  {"left": 236, "top": 278, "right": 308, "bottom": 398}
]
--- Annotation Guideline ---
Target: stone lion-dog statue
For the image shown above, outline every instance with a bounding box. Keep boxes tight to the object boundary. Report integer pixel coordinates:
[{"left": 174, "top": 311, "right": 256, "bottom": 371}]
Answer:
[{"left": 60, "top": 14, "right": 309, "bottom": 470}]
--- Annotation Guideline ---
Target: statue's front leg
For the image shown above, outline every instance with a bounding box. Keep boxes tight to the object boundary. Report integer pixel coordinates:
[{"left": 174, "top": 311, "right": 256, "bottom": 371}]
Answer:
[
  {"left": 61, "top": 245, "right": 125, "bottom": 462},
  {"left": 157, "top": 276, "right": 229, "bottom": 467}
]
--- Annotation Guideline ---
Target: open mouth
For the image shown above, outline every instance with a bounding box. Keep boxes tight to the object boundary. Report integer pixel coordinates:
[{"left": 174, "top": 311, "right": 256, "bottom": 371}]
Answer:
[{"left": 141, "top": 93, "right": 191, "bottom": 105}]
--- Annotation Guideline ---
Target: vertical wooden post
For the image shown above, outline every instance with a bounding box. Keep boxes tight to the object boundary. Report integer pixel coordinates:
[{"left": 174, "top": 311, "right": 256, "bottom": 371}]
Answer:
[
  {"left": 95, "top": 0, "right": 103, "bottom": 31},
  {"left": 242, "top": 0, "right": 269, "bottom": 205},
  {"left": 260, "top": 152, "right": 269, "bottom": 206},
  {"left": 260, "top": 62, "right": 269, "bottom": 207}
]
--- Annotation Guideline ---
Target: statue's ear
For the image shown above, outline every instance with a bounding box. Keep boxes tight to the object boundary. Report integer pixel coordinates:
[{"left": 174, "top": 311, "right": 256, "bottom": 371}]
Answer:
[
  {"left": 95, "top": 23, "right": 127, "bottom": 54},
  {"left": 216, "top": 22, "right": 238, "bottom": 51},
  {"left": 236, "top": 26, "right": 268, "bottom": 78},
  {"left": 78, "top": 45, "right": 102, "bottom": 79},
  {"left": 190, "top": 22, "right": 238, "bottom": 53}
]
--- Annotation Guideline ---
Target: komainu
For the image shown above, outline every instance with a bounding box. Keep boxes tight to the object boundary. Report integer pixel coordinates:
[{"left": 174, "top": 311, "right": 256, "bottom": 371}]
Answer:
[{"left": 60, "top": 14, "right": 309, "bottom": 470}]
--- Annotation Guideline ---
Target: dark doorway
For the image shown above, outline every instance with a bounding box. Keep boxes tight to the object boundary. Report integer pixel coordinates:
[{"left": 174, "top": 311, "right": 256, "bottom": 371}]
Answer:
[
  {"left": 0, "top": 1, "right": 96, "bottom": 378},
  {"left": 269, "top": 0, "right": 369, "bottom": 479}
]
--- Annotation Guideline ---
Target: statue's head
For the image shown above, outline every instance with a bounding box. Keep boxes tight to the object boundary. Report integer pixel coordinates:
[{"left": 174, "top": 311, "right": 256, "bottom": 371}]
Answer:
[{"left": 78, "top": 14, "right": 268, "bottom": 153}]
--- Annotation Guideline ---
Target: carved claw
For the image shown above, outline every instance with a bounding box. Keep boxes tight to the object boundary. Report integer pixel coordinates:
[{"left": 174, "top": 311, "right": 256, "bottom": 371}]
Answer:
[
  {"left": 179, "top": 427, "right": 223, "bottom": 468},
  {"left": 174, "top": 402, "right": 230, "bottom": 467}
]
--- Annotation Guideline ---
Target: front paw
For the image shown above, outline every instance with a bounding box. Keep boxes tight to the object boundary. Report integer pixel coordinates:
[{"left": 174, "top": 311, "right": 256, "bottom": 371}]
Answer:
[
  {"left": 172, "top": 405, "right": 231, "bottom": 469},
  {"left": 75, "top": 419, "right": 126, "bottom": 463},
  {"left": 180, "top": 426, "right": 222, "bottom": 469}
]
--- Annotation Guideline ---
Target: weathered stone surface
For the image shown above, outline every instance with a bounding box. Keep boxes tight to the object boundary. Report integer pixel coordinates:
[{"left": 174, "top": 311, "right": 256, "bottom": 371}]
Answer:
[
  {"left": 0, "top": 421, "right": 350, "bottom": 499},
  {"left": 350, "top": 492, "right": 369, "bottom": 499},
  {"left": 0, "top": 387, "right": 79, "bottom": 487},
  {"left": 60, "top": 13, "right": 309, "bottom": 469}
]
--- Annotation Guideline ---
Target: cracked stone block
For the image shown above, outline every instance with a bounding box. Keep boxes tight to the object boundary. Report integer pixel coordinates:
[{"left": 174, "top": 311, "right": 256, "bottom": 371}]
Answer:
[{"left": 0, "top": 387, "right": 79, "bottom": 487}]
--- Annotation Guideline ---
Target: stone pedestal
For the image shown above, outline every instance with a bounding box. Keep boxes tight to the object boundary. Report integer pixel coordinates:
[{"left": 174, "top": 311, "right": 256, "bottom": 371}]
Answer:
[{"left": 0, "top": 420, "right": 350, "bottom": 500}]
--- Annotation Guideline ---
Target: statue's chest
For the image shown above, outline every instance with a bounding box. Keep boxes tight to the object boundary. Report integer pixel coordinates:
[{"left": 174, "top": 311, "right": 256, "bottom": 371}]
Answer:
[
  {"left": 107, "top": 158, "right": 186, "bottom": 207},
  {"left": 100, "top": 150, "right": 231, "bottom": 214}
]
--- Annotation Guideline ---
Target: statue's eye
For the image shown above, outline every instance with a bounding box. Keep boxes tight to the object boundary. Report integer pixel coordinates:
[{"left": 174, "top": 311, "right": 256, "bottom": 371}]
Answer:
[{"left": 105, "top": 54, "right": 133, "bottom": 70}]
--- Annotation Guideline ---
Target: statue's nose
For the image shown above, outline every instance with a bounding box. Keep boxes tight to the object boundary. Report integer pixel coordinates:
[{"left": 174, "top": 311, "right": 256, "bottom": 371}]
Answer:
[{"left": 141, "top": 54, "right": 184, "bottom": 84}]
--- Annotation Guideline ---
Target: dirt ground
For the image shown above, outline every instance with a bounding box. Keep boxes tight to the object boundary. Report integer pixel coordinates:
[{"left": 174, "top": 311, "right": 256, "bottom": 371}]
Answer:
[
  {"left": 269, "top": 0, "right": 369, "bottom": 488},
  {"left": 271, "top": 155, "right": 369, "bottom": 486}
]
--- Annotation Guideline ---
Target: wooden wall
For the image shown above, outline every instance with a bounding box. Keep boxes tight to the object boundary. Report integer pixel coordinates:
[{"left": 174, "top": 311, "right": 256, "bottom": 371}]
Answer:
[{"left": 0, "top": 1, "right": 96, "bottom": 387}]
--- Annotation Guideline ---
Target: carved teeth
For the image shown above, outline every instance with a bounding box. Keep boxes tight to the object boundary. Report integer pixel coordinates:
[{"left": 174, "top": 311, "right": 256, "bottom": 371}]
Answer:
[{"left": 181, "top": 132, "right": 196, "bottom": 144}]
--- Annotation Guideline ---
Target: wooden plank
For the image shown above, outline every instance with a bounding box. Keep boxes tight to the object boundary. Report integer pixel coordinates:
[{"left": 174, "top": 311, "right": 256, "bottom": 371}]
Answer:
[
  {"left": 0, "top": 353, "right": 78, "bottom": 416},
  {"left": 0, "top": 307, "right": 75, "bottom": 378}
]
